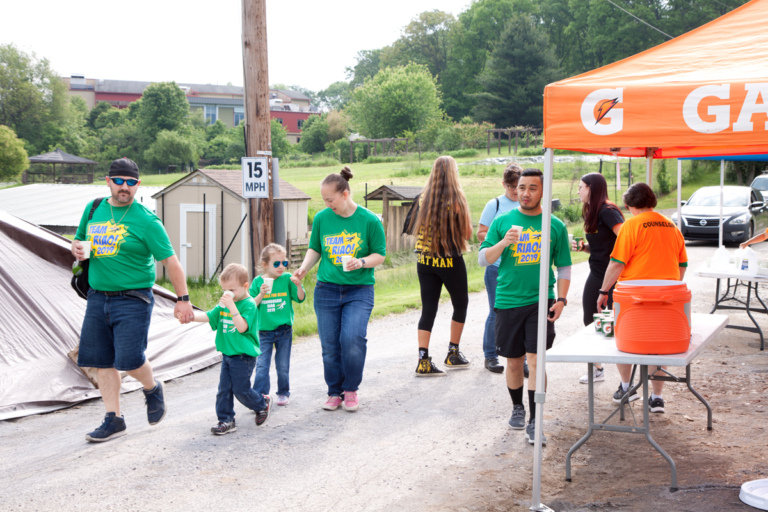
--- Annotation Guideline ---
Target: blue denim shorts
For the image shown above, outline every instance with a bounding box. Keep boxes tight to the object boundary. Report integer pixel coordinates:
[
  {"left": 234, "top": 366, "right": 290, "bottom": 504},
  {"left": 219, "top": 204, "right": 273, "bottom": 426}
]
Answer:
[{"left": 78, "top": 288, "right": 154, "bottom": 371}]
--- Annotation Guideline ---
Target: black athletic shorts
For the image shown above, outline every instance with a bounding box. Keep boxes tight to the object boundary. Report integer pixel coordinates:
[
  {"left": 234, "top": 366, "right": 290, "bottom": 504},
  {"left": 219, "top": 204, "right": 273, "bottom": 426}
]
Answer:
[{"left": 494, "top": 300, "right": 556, "bottom": 359}]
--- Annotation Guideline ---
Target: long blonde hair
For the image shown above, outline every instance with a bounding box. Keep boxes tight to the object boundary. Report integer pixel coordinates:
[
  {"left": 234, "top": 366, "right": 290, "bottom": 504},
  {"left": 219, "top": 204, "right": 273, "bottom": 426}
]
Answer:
[{"left": 409, "top": 156, "right": 471, "bottom": 257}]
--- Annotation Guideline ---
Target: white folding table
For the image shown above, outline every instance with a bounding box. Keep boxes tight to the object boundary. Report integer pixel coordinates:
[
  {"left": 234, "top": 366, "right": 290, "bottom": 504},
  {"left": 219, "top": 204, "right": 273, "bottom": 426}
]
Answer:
[
  {"left": 547, "top": 313, "right": 728, "bottom": 491},
  {"left": 695, "top": 266, "right": 768, "bottom": 350}
]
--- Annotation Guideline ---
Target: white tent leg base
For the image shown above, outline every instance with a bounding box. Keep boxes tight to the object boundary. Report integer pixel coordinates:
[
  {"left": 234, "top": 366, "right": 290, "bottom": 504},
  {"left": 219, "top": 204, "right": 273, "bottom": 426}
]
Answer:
[{"left": 530, "top": 504, "right": 555, "bottom": 512}]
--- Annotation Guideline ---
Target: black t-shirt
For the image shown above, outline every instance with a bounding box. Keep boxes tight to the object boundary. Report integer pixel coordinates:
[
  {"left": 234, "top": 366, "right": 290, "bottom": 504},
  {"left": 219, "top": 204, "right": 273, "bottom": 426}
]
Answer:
[{"left": 585, "top": 204, "right": 624, "bottom": 278}]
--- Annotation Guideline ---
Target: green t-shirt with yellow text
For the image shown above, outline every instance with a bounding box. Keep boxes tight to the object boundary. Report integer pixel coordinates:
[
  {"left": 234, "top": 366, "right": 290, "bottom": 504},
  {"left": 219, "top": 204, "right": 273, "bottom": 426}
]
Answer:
[
  {"left": 249, "top": 273, "right": 305, "bottom": 331},
  {"left": 206, "top": 297, "right": 260, "bottom": 357},
  {"left": 480, "top": 209, "right": 571, "bottom": 308},
  {"left": 309, "top": 205, "right": 386, "bottom": 285}
]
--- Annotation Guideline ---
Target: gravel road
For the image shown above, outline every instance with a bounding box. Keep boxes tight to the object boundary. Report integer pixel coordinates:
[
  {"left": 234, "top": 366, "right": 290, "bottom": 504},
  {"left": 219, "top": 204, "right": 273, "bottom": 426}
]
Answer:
[{"left": 1, "top": 240, "right": 767, "bottom": 511}]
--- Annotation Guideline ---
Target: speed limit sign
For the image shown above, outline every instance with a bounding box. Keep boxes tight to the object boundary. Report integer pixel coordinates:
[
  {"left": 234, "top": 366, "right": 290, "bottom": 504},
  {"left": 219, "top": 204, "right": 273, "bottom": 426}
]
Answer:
[{"left": 242, "top": 157, "right": 268, "bottom": 198}]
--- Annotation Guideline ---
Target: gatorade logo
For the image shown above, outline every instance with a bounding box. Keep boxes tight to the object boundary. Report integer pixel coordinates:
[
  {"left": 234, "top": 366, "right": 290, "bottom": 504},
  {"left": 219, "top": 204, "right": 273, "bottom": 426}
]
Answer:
[
  {"left": 581, "top": 88, "right": 624, "bottom": 135},
  {"left": 683, "top": 83, "right": 768, "bottom": 134}
]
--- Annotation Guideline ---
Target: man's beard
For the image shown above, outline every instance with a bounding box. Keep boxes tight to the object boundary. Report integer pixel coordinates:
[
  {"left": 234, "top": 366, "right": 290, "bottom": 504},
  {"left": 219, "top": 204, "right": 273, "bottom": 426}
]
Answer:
[{"left": 520, "top": 200, "right": 541, "bottom": 211}]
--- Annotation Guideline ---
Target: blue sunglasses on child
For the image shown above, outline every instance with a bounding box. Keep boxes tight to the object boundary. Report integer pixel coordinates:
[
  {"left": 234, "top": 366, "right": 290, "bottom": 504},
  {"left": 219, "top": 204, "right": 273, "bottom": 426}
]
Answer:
[
  {"left": 273, "top": 260, "right": 289, "bottom": 268},
  {"left": 111, "top": 178, "right": 139, "bottom": 186}
]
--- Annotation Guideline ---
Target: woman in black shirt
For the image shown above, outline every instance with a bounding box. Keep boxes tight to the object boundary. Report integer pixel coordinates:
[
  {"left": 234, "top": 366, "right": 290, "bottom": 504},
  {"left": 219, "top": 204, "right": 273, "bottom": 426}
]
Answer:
[{"left": 573, "top": 173, "right": 624, "bottom": 384}]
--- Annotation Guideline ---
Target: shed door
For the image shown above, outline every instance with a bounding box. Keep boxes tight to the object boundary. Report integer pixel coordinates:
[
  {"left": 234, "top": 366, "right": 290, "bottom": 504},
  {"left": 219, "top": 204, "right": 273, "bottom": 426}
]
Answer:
[{"left": 179, "top": 203, "right": 217, "bottom": 279}]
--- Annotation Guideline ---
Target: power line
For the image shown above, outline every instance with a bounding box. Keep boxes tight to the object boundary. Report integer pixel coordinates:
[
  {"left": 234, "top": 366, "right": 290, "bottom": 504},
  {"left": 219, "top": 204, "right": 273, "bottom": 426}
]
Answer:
[{"left": 605, "top": 0, "right": 674, "bottom": 39}]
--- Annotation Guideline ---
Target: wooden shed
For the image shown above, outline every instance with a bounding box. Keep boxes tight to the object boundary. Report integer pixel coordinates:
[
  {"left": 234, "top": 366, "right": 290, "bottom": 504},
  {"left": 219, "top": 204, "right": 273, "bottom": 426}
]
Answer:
[
  {"left": 152, "top": 169, "right": 310, "bottom": 279},
  {"left": 363, "top": 185, "right": 422, "bottom": 254}
]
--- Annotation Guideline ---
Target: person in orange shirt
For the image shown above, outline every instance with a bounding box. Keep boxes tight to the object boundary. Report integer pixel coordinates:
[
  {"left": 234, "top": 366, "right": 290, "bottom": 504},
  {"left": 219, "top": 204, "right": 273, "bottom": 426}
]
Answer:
[{"left": 597, "top": 183, "right": 687, "bottom": 414}]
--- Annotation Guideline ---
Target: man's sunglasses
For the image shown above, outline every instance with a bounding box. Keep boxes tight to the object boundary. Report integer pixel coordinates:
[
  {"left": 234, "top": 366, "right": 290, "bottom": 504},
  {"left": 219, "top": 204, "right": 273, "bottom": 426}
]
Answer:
[
  {"left": 111, "top": 178, "right": 139, "bottom": 186},
  {"left": 273, "top": 260, "right": 289, "bottom": 268}
]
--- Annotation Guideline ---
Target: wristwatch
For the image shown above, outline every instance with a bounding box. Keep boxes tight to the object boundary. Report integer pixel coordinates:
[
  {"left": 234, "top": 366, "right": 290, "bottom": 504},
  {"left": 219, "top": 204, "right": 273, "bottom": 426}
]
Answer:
[
  {"left": 598, "top": 289, "right": 609, "bottom": 296},
  {"left": 360, "top": 258, "right": 366, "bottom": 268},
  {"left": 557, "top": 297, "right": 567, "bottom": 306},
  {"left": 176, "top": 295, "right": 190, "bottom": 302}
]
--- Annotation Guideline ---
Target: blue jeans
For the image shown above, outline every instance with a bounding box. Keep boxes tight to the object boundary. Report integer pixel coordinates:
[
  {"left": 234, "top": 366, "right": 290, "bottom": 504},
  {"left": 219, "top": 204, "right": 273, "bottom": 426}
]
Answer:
[
  {"left": 482, "top": 265, "right": 499, "bottom": 360},
  {"left": 216, "top": 354, "right": 267, "bottom": 422},
  {"left": 78, "top": 288, "right": 154, "bottom": 371},
  {"left": 314, "top": 281, "right": 374, "bottom": 396},
  {"left": 253, "top": 325, "right": 293, "bottom": 397}
]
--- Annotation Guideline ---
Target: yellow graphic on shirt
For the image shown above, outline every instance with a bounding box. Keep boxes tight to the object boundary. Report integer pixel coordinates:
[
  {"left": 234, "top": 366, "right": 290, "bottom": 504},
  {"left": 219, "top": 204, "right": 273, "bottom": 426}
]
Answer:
[
  {"left": 511, "top": 228, "right": 542, "bottom": 265},
  {"left": 219, "top": 311, "right": 237, "bottom": 333},
  {"left": 263, "top": 291, "right": 288, "bottom": 313},
  {"left": 88, "top": 220, "right": 128, "bottom": 258},
  {"left": 324, "top": 231, "right": 361, "bottom": 266}
]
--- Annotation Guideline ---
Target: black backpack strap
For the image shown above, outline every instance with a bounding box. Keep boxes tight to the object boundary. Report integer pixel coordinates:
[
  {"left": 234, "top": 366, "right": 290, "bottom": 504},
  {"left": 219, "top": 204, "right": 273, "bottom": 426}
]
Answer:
[
  {"left": 495, "top": 197, "right": 500, "bottom": 215},
  {"left": 88, "top": 197, "right": 104, "bottom": 221}
]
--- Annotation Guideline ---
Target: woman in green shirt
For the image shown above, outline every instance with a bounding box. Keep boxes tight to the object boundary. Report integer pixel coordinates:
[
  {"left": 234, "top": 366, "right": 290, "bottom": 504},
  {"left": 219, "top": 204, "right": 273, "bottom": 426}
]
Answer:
[{"left": 294, "top": 167, "right": 386, "bottom": 413}]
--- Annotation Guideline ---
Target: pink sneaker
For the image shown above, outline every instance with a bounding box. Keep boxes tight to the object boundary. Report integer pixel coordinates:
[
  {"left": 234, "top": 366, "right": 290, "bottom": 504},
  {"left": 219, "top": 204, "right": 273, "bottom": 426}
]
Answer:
[
  {"left": 322, "top": 395, "right": 342, "bottom": 411},
  {"left": 276, "top": 395, "right": 289, "bottom": 406},
  {"left": 342, "top": 391, "right": 359, "bottom": 412}
]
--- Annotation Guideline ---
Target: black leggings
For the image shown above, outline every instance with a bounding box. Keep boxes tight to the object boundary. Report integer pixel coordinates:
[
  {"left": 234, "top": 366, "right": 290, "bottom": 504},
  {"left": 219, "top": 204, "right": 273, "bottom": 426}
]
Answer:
[
  {"left": 417, "top": 254, "right": 469, "bottom": 332},
  {"left": 582, "top": 271, "right": 615, "bottom": 326}
]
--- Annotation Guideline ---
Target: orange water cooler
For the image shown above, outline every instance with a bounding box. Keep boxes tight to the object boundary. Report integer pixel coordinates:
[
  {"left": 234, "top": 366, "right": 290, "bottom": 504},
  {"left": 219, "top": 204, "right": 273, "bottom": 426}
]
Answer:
[{"left": 612, "top": 280, "right": 692, "bottom": 355}]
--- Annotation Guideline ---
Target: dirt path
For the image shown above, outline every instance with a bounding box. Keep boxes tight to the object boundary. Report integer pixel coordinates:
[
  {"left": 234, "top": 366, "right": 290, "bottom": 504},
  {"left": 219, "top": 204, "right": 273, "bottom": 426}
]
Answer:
[{"left": 1, "top": 242, "right": 767, "bottom": 511}]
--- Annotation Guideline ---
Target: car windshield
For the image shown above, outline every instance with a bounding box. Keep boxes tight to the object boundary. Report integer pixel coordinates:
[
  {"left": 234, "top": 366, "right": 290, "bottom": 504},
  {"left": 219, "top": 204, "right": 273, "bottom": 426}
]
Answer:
[
  {"left": 752, "top": 177, "right": 768, "bottom": 191},
  {"left": 687, "top": 188, "right": 748, "bottom": 207}
]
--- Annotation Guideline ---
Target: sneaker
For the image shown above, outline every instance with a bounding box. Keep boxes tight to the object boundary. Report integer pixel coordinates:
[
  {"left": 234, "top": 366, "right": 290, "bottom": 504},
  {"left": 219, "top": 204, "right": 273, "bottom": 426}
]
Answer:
[
  {"left": 143, "top": 380, "right": 166, "bottom": 425},
  {"left": 276, "top": 395, "right": 290, "bottom": 406},
  {"left": 85, "top": 412, "right": 127, "bottom": 443},
  {"left": 211, "top": 420, "right": 237, "bottom": 435},
  {"left": 255, "top": 395, "right": 271, "bottom": 426},
  {"left": 612, "top": 382, "right": 640, "bottom": 403},
  {"left": 508, "top": 404, "right": 526, "bottom": 430},
  {"left": 342, "top": 390, "right": 359, "bottom": 412},
  {"left": 484, "top": 357, "right": 504, "bottom": 374},
  {"left": 523, "top": 359, "right": 530, "bottom": 378},
  {"left": 579, "top": 366, "right": 606, "bottom": 384},
  {"left": 526, "top": 420, "right": 547, "bottom": 446},
  {"left": 322, "top": 395, "right": 343, "bottom": 411},
  {"left": 649, "top": 396, "right": 665, "bottom": 413},
  {"left": 444, "top": 347, "right": 470, "bottom": 369},
  {"left": 415, "top": 357, "right": 446, "bottom": 377}
]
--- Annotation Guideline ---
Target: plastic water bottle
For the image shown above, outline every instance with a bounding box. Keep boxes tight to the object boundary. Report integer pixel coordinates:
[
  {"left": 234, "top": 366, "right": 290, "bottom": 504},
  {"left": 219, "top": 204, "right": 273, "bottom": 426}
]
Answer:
[
  {"left": 72, "top": 260, "right": 84, "bottom": 276},
  {"left": 738, "top": 246, "right": 758, "bottom": 275}
]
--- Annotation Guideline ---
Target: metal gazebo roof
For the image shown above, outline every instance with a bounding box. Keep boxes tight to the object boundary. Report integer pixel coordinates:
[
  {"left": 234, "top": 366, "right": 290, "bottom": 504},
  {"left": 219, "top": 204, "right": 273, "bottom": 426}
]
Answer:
[{"left": 27, "top": 148, "right": 97, "bottom": 165}]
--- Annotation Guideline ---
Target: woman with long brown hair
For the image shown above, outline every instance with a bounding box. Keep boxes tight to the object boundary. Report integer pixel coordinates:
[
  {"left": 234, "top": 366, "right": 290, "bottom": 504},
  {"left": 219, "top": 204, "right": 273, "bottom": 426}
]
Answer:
[
  {"left": 408, "top": 156, "right": 474, "bottom": 376},
  {"left": 574, "top": 172, "right": 624, "bottom": 384}
]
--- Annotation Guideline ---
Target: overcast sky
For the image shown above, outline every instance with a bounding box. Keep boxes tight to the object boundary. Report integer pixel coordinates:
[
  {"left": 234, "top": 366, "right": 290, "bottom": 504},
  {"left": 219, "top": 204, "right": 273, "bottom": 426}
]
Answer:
[{"left": 1, "top": 0, "right": 472, "bottom": 93}]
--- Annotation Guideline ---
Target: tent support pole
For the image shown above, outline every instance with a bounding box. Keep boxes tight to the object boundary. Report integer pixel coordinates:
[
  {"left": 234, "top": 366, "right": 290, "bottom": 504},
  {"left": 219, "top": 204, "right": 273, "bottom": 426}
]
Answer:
[
  {"left": 531, "top": 148, "right": 555, "bottom": 512},
  {"left": 646, "top": 155, "right": 653, "bottom": 186},
  {"left": 676, "top": 160, "right": 683, "bottom": 230},
  {"left": 720, "top": 160, "right": 725, "bottom": 247}
]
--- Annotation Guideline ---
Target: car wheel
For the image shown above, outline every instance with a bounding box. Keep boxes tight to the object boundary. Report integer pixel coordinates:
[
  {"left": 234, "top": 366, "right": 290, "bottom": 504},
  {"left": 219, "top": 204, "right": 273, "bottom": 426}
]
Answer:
[{"left": 745, "top": 222, "right": 754, "bottom": 243}]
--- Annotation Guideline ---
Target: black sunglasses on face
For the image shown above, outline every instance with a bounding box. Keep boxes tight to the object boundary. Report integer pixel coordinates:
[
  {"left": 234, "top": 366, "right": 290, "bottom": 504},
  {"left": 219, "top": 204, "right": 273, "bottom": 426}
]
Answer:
[
  {"left": 273, "top": 260, "right": 289, "bottom": 268},
  {"left": 111, "top": 178, "right": 139, "bottom": 186}
]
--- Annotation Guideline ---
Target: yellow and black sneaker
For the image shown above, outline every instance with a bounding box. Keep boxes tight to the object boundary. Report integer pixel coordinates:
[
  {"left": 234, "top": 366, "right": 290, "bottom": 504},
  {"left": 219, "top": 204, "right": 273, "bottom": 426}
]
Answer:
[
  {"left": 444, "top": 347, "right": 470, "bottom": 369},
  {"left": 415, "top": 357, "right": 446, "bottom": 377}
]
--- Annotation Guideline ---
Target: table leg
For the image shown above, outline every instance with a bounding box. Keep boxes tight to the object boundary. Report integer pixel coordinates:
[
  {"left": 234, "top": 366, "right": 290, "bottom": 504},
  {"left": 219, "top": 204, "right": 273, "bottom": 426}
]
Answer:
[
  {"left": 640, "top": 365, "right": 678, "bottom": 491},
  {"left": 685, "top": 364, "right": 713, "bottom": 430},
  {"left": 566, "top": 363, "right": 595, "bottom": 482},
  {"left": 743, "top": 282, "right": 765, "bottom": 350},
  {"left": 710, "top": 278, "right": 721, "bottom": 314}
]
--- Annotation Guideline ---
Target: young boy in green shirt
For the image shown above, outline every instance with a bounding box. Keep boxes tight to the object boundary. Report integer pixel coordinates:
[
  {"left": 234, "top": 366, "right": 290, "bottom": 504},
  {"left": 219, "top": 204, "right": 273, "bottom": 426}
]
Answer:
[{"left": 189, "top": 263, "right": 271, "bottom": 435}]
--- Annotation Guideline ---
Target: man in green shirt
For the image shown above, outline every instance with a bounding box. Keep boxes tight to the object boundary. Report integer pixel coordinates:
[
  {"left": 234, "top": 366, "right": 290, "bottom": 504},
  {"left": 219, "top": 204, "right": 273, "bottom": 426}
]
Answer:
[
  {"left": 479, "top": 168, "right": 572, "bottom": 446},
  {"left": 71, "top": 158, "right": 194, "bottom": 442}
]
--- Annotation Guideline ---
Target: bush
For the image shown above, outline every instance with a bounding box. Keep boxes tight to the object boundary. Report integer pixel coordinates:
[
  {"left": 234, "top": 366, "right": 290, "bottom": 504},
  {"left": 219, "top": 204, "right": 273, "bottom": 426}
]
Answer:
[
  {"left": 553, "top": 202, "right": 582, "bottom": 225},
  {"left": 447, "top": 148, "right": 479, "bottom": 158},
  {"left": 656, "top": 159, "right": 671, "bottom": 194},
  {"left": 364, "top": 155, "right": 403, "bottom": 164},
  {"left": 517, "top": 148, "right": 545, "bottom": 156}
]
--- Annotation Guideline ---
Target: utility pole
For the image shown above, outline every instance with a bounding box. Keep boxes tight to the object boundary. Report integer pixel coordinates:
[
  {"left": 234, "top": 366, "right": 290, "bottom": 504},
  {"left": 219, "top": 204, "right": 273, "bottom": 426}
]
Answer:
[{"left": 242, "top": 0, "right": 273, "bottom": 277}]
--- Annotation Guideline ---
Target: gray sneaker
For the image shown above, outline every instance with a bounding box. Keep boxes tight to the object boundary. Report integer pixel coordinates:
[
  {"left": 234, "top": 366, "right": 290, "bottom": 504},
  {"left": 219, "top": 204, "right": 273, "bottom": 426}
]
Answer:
[
  {"left": 526, "top": 421, "right": 547, "bottom": 446},
  {"left": 508, "top": 404, "right": 526, "bottom": 429}
]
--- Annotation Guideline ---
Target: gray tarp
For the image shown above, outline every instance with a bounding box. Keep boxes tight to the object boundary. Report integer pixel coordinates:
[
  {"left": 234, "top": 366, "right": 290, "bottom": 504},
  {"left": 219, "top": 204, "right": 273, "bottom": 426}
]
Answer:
[{"left": 0, "top": 210, "right": 221, "bottom": 420}]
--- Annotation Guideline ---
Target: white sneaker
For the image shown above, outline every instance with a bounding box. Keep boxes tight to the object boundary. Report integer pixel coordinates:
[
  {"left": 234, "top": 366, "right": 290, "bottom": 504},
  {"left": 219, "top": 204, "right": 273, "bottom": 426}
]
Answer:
[{"left": 579, "top": 366, "right": 605, "bottom": 384}]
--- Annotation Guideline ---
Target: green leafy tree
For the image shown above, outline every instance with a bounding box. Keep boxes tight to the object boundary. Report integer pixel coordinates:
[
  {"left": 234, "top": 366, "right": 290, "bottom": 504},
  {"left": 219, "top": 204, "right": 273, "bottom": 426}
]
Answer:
[
  {"left": 271, "top": 118, "right": 293, "bottom": 159},
  {"left": 0, "top": 44, "right": 69, "bottom": 154},
  {"left": 299, "top": 114, "right": 330, "bottom": 154},
  {"left": 381, "top": 10, "right": 456, "bottom": 80},
  {"left": 317, "top": 81, "right": 352, "bottom": 111},
  {"left": 143, "top": 130, "right": 199, "bottom": 171},
  {"left": 205, "top": 120, "right": 228, "bottom": 141},
  {"left": 88, "top": 101, "right": 114, "bottom": 128},
  {"left": 98, "top": 119, "right": 145, "bottom": 164},
  {"left": 345, "top": 63, "right": 443, "bottom": 138},
  {"left": 137, "top": 82, "right": 190, "bottom": 141},
  {"left": 0, "top": 125, "right": 29, "bottom": 181},
  {"left": 326, "top": 111, "right": 349, "bottom": 142},
  {"left": 472, "top": 15, "right": 562, "bottom": 127},
  {"left": 345, "top": 49, "right": 382, "bottom": 88}
]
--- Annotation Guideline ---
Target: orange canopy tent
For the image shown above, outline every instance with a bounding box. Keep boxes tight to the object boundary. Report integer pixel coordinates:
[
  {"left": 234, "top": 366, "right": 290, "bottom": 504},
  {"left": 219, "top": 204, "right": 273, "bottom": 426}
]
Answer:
[
  {"left": 543, "top": 0, "right": 768, "bottom": 159},
  {"left": 527, "top": 1, "right": 768, "bottom": 509}
]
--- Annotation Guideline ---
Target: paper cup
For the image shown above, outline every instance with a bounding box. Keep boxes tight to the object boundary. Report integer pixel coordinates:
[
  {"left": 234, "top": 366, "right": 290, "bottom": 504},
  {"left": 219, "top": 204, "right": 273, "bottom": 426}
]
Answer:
[
  {"left": 341, "top": 255, "right": 353, "bottom": 272},
  {"left": 574, "top": 237, "right": 583, "bottom": 251},
  {"left": 219, "top": 290, "right": 234, "bottom": 308},
  {"left": 262, "top": 277, "right": 274, "bottom": 294},
  {"left": 511, "top": 225, "right": 523, "bottom": 237},
  {"left": 593, "top": 313, "right": 603, "bottom": 331},
  {"left": 569, "top": 234, "right": 574, "bottom": 250},
  {"left": 80, "top": 240, "right": 92, "bottom": 259},
  {"left": 602, "top": 320, "right": 614, "bottom": 338}
]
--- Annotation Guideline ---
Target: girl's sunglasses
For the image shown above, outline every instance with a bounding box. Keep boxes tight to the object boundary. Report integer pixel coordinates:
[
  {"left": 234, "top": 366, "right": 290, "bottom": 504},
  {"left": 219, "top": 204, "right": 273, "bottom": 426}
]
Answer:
[
  {"left": 111, "top": 178, "right": 139, "bottom": 186},
  {"left": 273, "top": 260, "right": 289, "bottom": 268}
]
